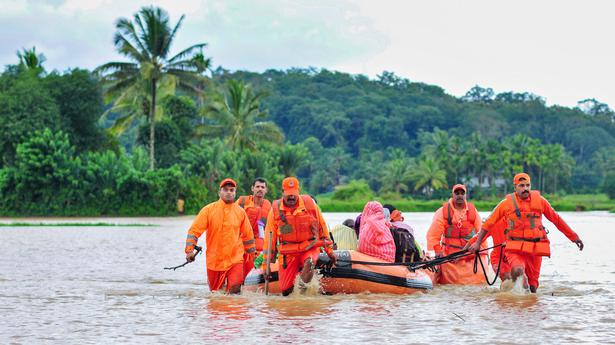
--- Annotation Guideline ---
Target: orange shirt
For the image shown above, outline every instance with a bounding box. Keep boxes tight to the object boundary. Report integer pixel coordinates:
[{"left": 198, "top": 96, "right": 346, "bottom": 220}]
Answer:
[
  {"left": 263, "top": 196, "right": 333, "bottom": 260},
  {"left": 482, "top": 193, "right": 579, "bottom": 242},
  {"left": 236, "top": 195, "right": 272, "bottom": 237},
  {"left": 185, "top": 199, "right": 256, "bottom": 271},
  {"left": 426, "top": 200, "right": 483, "bottom": 252}
]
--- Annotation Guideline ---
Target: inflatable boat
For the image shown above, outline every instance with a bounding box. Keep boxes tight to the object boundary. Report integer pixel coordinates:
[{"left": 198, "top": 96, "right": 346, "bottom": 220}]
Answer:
[{"left": 243, "top": 250, "right": 435, "bottom": 295}]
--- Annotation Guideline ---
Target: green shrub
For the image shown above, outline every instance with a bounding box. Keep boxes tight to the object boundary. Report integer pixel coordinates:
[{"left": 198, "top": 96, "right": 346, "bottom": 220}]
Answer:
[
  {"left": 332, "top": 180, "right": 374, "bottom": 201},
  {"left": 603, "top": 173, "right": 615, "bottom": 200}
]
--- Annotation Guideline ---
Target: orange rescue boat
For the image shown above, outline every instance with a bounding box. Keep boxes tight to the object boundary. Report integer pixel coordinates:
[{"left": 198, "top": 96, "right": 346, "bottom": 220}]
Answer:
[{"left": 244, "top": 250, "right": 435, "bottom": 295}]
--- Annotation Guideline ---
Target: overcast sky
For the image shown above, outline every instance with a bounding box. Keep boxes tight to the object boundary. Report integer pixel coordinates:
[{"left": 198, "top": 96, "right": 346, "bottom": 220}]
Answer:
[{"left": 1, "top": 0, "right": 613, "bottom": 108}]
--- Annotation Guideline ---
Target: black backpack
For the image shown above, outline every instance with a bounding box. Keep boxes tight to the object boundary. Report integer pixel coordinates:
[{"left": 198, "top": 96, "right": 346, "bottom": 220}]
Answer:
[{"left": 390, "top": 227, "right": 422, "bottom": 263}]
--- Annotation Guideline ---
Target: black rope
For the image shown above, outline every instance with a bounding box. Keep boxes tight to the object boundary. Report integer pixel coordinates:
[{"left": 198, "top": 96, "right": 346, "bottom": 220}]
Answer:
[
  {"left": 164, "top": 245, "right": 202, "bottom": 270},
  {"left": 335, "top": 244, "right": 504, "bottom": 271},
  {"left": 473, "top": 243, "right": 505, "bottom": 285}
]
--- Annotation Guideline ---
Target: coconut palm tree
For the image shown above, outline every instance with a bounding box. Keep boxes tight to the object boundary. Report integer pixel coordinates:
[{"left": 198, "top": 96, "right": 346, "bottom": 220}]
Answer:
[
  {"left": 410, "top": 157, "right": 447, "bottom": 198},
  {"left": 199, "top": 79, "right": 284, "bottom": 151},
  {"left": 96, "top": 6, "right": 210, "bottom": 170},
  {"left": 17, "top": 47, "right": 46, "bottom": 75},
  {"left": 380, "top": 158, "right": 414, "bottom": 194},
  {"left": 278, "top": 144, "right": 309, "bottom": 177}
]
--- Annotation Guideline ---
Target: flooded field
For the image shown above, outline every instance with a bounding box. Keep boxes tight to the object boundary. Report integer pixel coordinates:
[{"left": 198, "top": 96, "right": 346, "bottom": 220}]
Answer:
[{"left": 1, "top": 212, "right": 614, "bottom": 344}]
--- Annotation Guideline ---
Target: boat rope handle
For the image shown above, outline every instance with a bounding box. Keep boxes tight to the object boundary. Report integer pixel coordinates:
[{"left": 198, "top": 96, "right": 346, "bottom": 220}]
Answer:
[
  {"left": 473, "top": 243, "right": 506, "bottom": 285},
  {"left": 333, "top": 244, "right": 505, "bottom": 271}
]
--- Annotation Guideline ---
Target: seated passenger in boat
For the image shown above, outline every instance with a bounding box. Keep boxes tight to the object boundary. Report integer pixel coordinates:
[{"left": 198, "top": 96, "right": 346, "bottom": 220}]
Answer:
[
  {"left": 330, "top": 219, "right": 358, "bottom": 250},
  {"left": 358, "top": 201, "right": 396, "bottom": 263}
]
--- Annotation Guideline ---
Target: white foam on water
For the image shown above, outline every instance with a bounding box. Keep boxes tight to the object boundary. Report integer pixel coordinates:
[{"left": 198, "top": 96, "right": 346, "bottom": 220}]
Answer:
[
  {"left": 292, "top": 271, "right": 322, "bottom": 296},
  {"left": 500, "top": 279, "right": 515, "bottom": 292},
  {"left": 510, "top": 275, "right": 530, "bottom": 295}
]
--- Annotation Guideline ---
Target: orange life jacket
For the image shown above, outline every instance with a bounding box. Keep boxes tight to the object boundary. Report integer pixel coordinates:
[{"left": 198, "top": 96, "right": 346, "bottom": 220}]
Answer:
[
  {"left": 440, "top": 202, "right": 478, "bottom": 256},
  {"left": 272, "top": 195, "right": 329, "bottom": 255},
  {"left": 502, "top": 191, "right": 550, "bottom": 257},
  {"left": 238, "top": 196, "right": 271, "bottom": 252}
]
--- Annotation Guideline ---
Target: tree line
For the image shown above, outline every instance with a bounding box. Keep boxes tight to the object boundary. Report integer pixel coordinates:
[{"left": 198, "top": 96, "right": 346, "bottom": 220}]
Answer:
[{"left": 1, "top": 6, "right": 615, "bottom": 216}]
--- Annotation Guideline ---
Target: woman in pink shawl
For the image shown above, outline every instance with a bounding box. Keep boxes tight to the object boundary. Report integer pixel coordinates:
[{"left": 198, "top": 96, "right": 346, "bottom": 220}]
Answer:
[{"left": 358, "top": 201, "right": 396, "bottom": 262}]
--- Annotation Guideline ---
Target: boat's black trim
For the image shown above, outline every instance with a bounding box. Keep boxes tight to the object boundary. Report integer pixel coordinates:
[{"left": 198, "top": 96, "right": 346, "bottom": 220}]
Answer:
[
  {"left": 244, "top": 250, "right": 432, "bottom": 290},
  {"left": 320, "top": 267, "right": 432, "bottom": 290},
  {"left": 244, "top": 267, "right": 431, "bottom": 290}
]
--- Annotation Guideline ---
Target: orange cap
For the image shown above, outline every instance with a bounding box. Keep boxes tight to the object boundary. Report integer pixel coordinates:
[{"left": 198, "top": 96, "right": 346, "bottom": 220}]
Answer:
[
  {"left": 452, "top": 184, "right": 466, "bottom": 194},
  {"left": 513, "top": 173, "right": 531, "bottom": 185},
  {"left": 219, "top": 178, "right": 237, "bottom": 188},
  {"left": 282, "top": 177, "right": 300, "bottom": 195}
]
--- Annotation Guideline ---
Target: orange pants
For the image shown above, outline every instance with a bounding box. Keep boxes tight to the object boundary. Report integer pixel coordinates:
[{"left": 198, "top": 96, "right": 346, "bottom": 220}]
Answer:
[
  {"left": 207, "top": 263, "right": 243, "bottom": 292},
  {"left": 438, "top": 253, "right": 490, "bottom": 285},
  {"left": 506, "top": 251, "right": 543, "bottom": 288},
  {"left": 243, "top": 253, "right": 255, "bottom": 280},
  {"left": 491, "top": 248, "right": 511, "bottom": 280},
  {"left": 279, "top": 247, "right": 321, "bottom": 292}
]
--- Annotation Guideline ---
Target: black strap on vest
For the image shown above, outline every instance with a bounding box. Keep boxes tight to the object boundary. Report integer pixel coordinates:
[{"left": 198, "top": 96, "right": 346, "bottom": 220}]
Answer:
[{"left": 510, "top": 193, "right": 522, "bottom": 219}]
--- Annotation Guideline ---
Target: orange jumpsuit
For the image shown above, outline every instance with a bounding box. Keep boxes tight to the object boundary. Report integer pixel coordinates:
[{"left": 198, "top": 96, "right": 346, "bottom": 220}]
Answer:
[
  {"left": 263, "top": 196, "right": 334, "bottom": 293},
  {"left": 237, "top": 195, "right": 271, "bottom": 277},
  {"left": 482, "top": 193, "right": 579, "bottom": 289},
  {"left": 185, "top": 199, "right": 256, "bottom": 292},
  {"left": 427, "top": 200, "right": 487, "bottom": 284}
]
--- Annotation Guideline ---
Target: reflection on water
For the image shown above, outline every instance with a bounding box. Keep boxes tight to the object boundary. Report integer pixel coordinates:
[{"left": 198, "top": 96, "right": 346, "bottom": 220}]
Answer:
[{"left": 1, "top": 212, "right": 615, "bottom": 343}]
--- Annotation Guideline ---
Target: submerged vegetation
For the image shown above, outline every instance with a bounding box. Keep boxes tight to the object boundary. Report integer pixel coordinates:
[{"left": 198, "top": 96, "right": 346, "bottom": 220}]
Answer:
[{"left": 1, "top": 6, "right": 615, "bottom": 216}]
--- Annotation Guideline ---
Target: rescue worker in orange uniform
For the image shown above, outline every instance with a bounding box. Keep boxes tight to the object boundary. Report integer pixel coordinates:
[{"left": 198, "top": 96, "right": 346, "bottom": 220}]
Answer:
[
  {"left": 467, "top": 173, "right": 584, "bottom": 292},
  {"left": 236, "top": 177, "right": 271, "bottom": 277},
  {"left": 426, "top": 184, "right": 490, "bottom": 284},
  {"left": 185, "top": 178, "right": 256, "bottom": 294},
  {"left": 263, "top": 177, "right": 337, "bottom": 296}
]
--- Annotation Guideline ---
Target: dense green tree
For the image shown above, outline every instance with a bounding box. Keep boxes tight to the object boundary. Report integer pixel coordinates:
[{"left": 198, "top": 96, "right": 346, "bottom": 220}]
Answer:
[
  {"left": 162, "top": 95, "right": 200, "bottom": 139},
  {"left": 332, "top": 180, "right": 374, "bottom": 201},
  {"left": 43, "top": 69, "right": 107, "bottom": 152},
  {"left": 137, "top": 119, "right": 184, "bottom": 168},
  {"left": 13, "top": 129, "right": 81, "bottom": 212},
  {"left": 462, "top": 85, "right": 494, "bottom": 103},
  {"left": 0, "top": 73, "right": 62, "bottom": 165},
  {"left": 603, "top": 173, "right": 615, "bottom": 200}
]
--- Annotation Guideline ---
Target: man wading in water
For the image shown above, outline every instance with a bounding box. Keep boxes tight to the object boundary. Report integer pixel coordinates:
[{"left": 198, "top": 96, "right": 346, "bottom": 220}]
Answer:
[
  {"left": 185, "top": 178, "right": 256, "bottom": 294},
  {"left": 467, "top": 173, "right": 584, "bottom": 292}
]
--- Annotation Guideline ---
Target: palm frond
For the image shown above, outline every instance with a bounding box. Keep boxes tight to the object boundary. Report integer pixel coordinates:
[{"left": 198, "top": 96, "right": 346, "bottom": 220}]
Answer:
[
  {"left": 113, "top": 33, "right": 146, "bottom": 62},
  {"left": 107, "top": 113, "right": 139, "bottom": 136},
  {"left": 168, "top": 43, "right": 207, "bottom": 63},
  {"left": 163, "top": 14, "right": 185, "bottom": 57},
  {"left": 250, "top": 122, "right": 285, "bottom": 144},
  {"left": 115, "top": 18, "right": 150, "bottom": 60},
  {"left": 193, "top": 123, "right": 226, "bottom": 139},
  {"left": 94, "top": 61, "right": 139, "bottom": 76}
]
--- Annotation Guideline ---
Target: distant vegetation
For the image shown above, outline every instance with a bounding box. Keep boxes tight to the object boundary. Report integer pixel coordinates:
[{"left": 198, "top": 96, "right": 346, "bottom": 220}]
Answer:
[{"left": 1, "top": 6, "right": 614, "bottom": 216}]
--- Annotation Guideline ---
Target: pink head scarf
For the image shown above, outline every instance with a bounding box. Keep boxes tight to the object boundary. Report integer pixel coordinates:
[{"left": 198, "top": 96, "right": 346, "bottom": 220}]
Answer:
[{"left": 358, "top": 201, "right": 396, "bottom": 262}]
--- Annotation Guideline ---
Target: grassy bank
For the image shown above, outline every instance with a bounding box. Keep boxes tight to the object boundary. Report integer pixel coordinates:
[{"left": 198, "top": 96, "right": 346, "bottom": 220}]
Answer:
[
  {"left": 0, "top": 222, "right": 156, "bottom": 227},
  {"left": 317, "top": 194, "right": 615, "bottom": 213}
]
